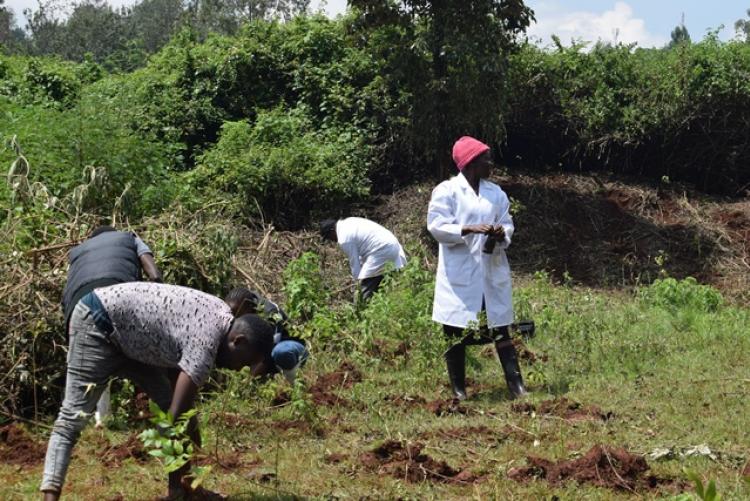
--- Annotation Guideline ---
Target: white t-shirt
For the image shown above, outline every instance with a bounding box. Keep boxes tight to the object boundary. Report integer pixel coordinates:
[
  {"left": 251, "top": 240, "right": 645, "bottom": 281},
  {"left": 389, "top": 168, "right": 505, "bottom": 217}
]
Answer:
[{"left": 336, "top": 217, "right": 407, "bottom": 280}]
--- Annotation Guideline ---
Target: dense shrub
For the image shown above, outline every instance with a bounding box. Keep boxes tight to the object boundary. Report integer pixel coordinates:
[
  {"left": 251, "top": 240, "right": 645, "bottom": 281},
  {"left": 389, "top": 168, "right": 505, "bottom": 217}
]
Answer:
[
  {"left": 504, "top": 37, "right": 750, "bottom": 194},
  {"left": 639, "top": 277, "right": 723, "bottom": 313},
  {"left": 189, "top": 107, "right": 371, "bottom": 226}
]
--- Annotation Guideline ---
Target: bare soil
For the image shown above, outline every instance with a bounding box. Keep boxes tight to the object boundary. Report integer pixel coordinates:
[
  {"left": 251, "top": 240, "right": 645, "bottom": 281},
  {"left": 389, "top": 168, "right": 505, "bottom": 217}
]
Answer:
[
  {"left": 360, "top": 440, "right": 484, "bottom": 484},
  {"left": 512, "top": 398, "right": 612, "bottom": 421},
  {"left": 100, "top": 433, "right": 150, "bottom": 467},
  {"left": 508, "top": 445, "right": 684, "bottom": 493},
  {"left": 309, "top": 361, "right": 362, "bottom": 407},
  {"left": 0, "top": 423, "right": 46, "bottom": 466},
  {"left": 425, "top": 398, "right": 469, "bottom": 417}
]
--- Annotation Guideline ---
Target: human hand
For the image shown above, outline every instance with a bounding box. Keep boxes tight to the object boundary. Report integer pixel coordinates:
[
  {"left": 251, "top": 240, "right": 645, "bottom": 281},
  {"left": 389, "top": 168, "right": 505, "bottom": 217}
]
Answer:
[
  {"left": 461, "top": 224, "right": 493, "bottom": 235},
  {"left": 488, "top": 225, "right": 505, "bottom": 240}
]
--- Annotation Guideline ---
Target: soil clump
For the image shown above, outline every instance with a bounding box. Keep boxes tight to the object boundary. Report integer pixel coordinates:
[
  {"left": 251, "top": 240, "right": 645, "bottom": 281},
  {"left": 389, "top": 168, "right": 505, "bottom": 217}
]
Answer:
[
  {"left": 425, "top": 398, "right": 469, "bottom": 417},
  {"left": 0, "top": 423, "right": 46, "bottom": 466},
  {"left": 512, "top": 397, "right": 612, "bottom": 421},
  {"left": 360, "top": 440, "right": 483, "bottom": 484},
  {"left": 508, "top": 445, "right": 683, "bottom": 493},
  {"left": 101, "top": 433, "right": 149, "bottom": 467},
  {"left": 383, "top": 394, "right": 427, "bottom": 408},
  {"left": 309, "top": 361, "right": 361, "bottom": 407}
]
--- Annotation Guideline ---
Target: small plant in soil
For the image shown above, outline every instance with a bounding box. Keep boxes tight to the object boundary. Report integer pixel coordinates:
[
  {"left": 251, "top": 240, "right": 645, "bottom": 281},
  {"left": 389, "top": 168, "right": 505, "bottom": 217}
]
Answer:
[{"left": 138, "top": 401, "right": 211, "bottom": 490}]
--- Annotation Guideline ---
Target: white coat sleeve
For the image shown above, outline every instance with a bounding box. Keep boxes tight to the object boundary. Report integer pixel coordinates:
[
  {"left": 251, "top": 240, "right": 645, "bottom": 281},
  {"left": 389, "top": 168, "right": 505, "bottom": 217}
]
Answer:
[
  {"left": 340, "top": 241, "right": 361, "bottom": 279},
  {"left": 496, "top": 191, "right": 514, "bottom": 249},
  {"left": 427, "top": 183, "right": 466, "bottom": 246}
]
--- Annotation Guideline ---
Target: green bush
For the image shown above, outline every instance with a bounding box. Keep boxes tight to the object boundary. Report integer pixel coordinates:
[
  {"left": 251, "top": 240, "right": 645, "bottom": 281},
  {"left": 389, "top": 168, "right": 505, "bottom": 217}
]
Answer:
[
  {"left": 189, "top": 107, "right": 370, "bottom": 225},
  {"left": 505, "top": 37, "right": 750, "bottom": 193},
  {"left": 639, "top": 277, "right": 723, "bottom": 313}
]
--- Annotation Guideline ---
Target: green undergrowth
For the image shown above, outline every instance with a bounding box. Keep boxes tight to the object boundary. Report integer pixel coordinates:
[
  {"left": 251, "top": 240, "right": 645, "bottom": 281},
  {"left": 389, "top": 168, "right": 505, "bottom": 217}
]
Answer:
[{"left": 2, "top": 262, "right": 748, "bottom": 500}]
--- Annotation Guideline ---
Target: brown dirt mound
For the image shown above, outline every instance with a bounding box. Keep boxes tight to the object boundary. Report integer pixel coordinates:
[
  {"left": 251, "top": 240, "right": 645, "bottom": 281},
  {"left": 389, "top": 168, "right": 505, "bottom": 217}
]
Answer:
[
  {"left": 508, "top": 445, "right": 683, "bottom": 493},
  {"left": 360, "top": 440, "right": 483, "bottom": 484},
  {"left": 315, "top": 361, "right": 362, "bottom": 390},
  {"left": 101, "top": 434, "right": 149, "bottom": 467},
  {"left": 512, "top": 398, "right": 612, "bottom": 421},
  {"left": 0, "top": 423, "right": 46, "bottom": 466},
  {"left": 425, "top": 398, "right": 469, "bottom": 417},
  {"left": 309, "top": 361, "right": 362, "bottom": 407},
  {"left": 742, "top": 460, "right": 750, "bottom": 477},
  {"left": 271, "top": 389, "right": 291, "bottom": 406}
]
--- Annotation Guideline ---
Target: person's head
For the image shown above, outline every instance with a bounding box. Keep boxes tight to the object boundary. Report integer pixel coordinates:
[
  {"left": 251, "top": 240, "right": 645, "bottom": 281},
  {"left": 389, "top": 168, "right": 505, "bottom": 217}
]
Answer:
[
  {"left": 89, "top": 225, "right": 117, "bottom": 239},
  {"left": 319, "top": 219, "right": 338, "bottom": 242},
  {"left": 452, "top": 136, "right": 492, "bottom": 179},
  {"left": 217, "top": 314, "right": 275, "bottom": 374},
  {"left": 224, "top": 287, "right": 259, "bottom": 317}
]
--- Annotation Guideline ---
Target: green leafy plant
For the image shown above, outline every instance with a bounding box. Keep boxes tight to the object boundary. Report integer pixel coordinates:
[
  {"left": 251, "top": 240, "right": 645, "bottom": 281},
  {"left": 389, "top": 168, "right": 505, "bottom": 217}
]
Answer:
[
  {"left": 138, "top": 401, "right": 211, "bottom": 490},
  {"left": 686, "top": 469, "right": 722, "bottom": 501}
]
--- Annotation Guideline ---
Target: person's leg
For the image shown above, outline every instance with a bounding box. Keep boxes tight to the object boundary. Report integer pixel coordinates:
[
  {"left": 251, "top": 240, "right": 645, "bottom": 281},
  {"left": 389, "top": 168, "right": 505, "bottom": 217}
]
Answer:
[
  {"left": 443, "top": 325, "right": 467, "bottom": 400},
  {"left": 41, "top": 303, "right": 122, "bottom": 495},
  {"left": 493, "top": 325, "right": 528, "bottom": 399},
  {"left": 117, "top": 362, "right": 172, "bottom": 413},
  {"left": 359, "top": 275, "right": 385, "bottom": 303}
]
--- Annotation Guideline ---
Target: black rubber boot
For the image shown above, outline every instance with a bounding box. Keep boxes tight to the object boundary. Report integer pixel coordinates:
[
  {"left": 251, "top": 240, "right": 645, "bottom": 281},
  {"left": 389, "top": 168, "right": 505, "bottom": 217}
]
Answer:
[
  {"left": 445, "top": 344, "right": 467, "bottom": 400},
  {"left": 495, "top": 337, "right": 528, "bottom": 399}
]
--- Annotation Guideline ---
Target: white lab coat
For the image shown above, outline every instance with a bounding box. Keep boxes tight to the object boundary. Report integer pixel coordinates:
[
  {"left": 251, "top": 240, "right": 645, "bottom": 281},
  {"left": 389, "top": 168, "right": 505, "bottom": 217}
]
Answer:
[
  {"left": 336, "top": 217, "right": 407, "bottom": 280},
  {"left": 427, "top": 174, "right": 514, "bottom": 328}
]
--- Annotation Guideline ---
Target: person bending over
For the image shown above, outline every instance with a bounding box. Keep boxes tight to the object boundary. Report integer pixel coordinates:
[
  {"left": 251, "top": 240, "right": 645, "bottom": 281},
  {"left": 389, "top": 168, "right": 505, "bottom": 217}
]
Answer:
[
  {"left": 319, "top": 217, "right": 407, "bottom": 303},
  {"left": 61, "top": 225, "right": 162, "bottom": 427},
  {"left": 41, "top": 282, "right": 274, "bottom": 500},
  {"left": 225, "top": 287, "right": 308, "bottom": 384}
]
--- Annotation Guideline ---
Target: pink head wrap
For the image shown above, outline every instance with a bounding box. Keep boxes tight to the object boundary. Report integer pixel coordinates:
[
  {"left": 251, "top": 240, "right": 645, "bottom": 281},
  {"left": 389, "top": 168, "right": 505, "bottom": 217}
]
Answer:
[{"left": 452, "top": 136, "right": 490, "bottom": 171}]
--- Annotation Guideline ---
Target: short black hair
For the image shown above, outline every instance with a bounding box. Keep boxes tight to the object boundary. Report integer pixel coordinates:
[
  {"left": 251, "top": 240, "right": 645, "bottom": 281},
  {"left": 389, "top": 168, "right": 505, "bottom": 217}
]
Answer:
[
  {"left": 224, "top": 287, "right": 260, "bottom": 317},
  {"left": 319, "top": 219, "right": 337, "bottom": 239},
  {"left": 90, "top": 225, "right": 117, "bottom": 238},
  {"left": 232, "top": 314, "right": 275, "bottom": 358}
]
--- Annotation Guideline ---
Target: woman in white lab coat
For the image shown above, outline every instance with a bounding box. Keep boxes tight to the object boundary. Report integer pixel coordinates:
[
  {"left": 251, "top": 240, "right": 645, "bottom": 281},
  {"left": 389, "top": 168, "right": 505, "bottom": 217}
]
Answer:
[{"left": 427, "top": 136, "right": 527, "bottom": 400}]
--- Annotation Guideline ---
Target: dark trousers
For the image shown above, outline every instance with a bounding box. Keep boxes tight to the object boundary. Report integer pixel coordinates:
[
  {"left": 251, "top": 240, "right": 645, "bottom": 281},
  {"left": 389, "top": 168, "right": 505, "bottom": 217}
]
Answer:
[{"left": 359, "top": 275, "right": 384, "bottom": 303}]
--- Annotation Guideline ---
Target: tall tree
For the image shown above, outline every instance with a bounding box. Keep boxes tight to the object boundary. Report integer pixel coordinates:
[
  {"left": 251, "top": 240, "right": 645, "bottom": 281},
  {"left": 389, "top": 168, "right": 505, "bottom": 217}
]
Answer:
[
  {"left": 736, "top": 8, "right": 750, "bottom": 42},
  {"left": 62, "top": 0, "right": 129, "bottom": 62},
  {"left": 24, "top": 0, "right": 67, "bottom": 56},
  {"left": 350, "top": 0, "right": 534, "bottom": 177},
  {"left": 127, "top": 0, "right": 184, "bottom": 54},
  {"left": 185, "top": 0, "right": 310, "bottom": 37},
  {"left": 668, "top": 13, "right": 690, "bottom": 48}
]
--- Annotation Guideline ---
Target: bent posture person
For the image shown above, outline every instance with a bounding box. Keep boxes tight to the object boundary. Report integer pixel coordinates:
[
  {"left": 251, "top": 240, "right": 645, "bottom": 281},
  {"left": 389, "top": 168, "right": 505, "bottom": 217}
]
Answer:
[
  {"left": 41, "top": 282, "right": 275, "bottom": 500},
  {"left": 225, "top": 287, "right": 308, "bottom": 383},
  {"left": 427, "top": 136, "right": 527, "bottom": 400},
  {"left": 320, "top": 217, "right": 407, "bottom": 302},
  {"left": 61, "top": 225, "right": 162, "bottom": 427}
]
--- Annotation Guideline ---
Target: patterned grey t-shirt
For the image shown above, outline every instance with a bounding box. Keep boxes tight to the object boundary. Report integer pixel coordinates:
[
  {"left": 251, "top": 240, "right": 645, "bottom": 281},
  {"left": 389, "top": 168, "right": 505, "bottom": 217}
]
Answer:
[{"left": 95, "top": 282, "right": 234, "bottom": 387}]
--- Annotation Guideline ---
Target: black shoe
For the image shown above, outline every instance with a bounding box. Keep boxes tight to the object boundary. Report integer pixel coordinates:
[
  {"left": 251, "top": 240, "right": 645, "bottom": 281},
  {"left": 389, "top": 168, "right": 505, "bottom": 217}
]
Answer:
[
  {"left": 445, "top": 344, "right": 467, "bottom": 400},
  {"left": 495, "top": 339, "right": 528, "bottom": 399}
]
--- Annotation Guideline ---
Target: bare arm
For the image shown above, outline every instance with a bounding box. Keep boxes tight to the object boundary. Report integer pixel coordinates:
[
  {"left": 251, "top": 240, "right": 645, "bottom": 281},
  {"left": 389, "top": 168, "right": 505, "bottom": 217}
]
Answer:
[{"left": 139, "top": 253, "right": 163, "bottom": 282}]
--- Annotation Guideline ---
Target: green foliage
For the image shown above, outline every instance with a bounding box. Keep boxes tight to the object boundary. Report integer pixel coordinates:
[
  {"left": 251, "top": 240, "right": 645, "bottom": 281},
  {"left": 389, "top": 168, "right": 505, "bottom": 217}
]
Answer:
[
  {"left": 282, "top": 251, "right": 330, "bottom": 322},
  {"left": 639, "top": 277, "right": 723, "bottom": 313},
  {"left": 505, "top": 38, "right": 750, "bottom": 193},
  {"left": 139, "top": 401, "right": 211, "bottom": 488},
  {"left": 686, "top": 469, "right": 722, "bottom": 501},
  {"left": 190, "top": 107, "right": 370, "bottom": 224}
]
